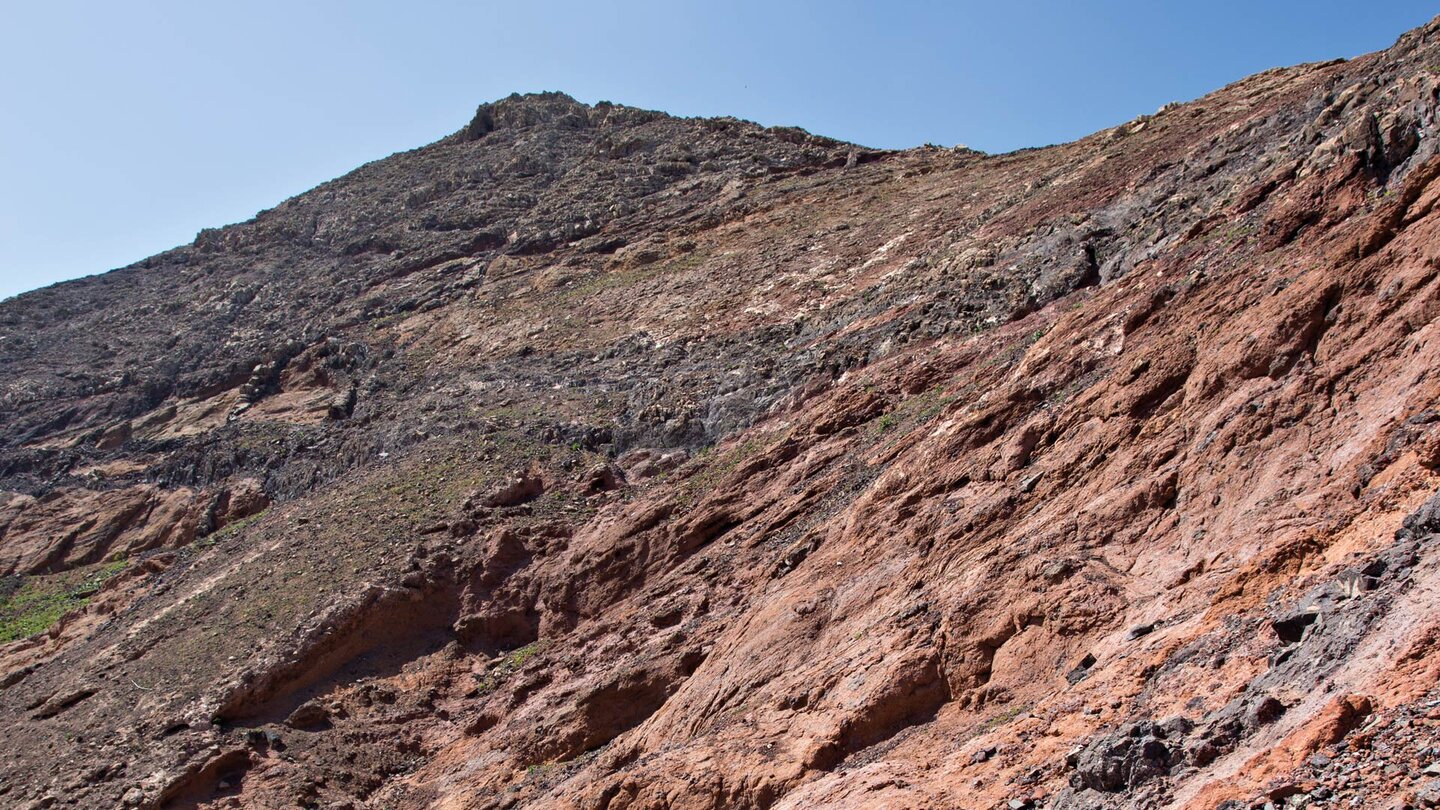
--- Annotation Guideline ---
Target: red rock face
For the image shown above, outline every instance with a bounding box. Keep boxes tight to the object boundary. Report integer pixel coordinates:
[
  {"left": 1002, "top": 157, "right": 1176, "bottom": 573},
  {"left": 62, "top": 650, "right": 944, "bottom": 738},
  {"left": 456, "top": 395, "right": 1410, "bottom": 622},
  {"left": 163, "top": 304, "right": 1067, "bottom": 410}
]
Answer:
[{"left": 4, "top": 21, "right": 1440, "bottom": 810}]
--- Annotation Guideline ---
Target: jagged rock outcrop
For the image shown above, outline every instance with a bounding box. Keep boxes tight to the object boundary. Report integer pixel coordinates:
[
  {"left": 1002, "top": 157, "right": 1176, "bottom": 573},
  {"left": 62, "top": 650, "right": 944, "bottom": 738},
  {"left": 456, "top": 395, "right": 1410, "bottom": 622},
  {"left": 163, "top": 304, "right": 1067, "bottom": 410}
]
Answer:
[{"left": 5, "top": 18, "right": 1440, "bottom": 810}]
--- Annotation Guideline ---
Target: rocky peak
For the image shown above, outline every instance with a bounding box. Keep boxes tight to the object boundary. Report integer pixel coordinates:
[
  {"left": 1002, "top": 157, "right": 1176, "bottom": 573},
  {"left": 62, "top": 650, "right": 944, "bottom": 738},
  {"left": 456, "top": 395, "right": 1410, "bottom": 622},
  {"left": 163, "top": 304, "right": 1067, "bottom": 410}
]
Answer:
[{"left": 461, "top": 90, "right": 597, "bottom": 139}]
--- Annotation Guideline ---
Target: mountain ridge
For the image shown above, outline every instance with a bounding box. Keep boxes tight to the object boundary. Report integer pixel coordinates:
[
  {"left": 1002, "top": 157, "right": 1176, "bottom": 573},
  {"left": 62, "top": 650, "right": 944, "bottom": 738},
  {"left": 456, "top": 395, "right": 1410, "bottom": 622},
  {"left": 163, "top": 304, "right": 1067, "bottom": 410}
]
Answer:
[{"left": 2, "top": 15, "right": 1440, "bottom": 810}]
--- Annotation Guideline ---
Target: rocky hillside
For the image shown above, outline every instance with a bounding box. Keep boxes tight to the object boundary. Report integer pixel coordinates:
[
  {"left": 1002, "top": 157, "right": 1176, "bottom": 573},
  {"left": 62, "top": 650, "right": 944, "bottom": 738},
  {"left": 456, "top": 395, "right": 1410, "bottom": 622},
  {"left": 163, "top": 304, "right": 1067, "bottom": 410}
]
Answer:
[{"left": 3, "top": 17, "right": 1440, "bottom": 810}]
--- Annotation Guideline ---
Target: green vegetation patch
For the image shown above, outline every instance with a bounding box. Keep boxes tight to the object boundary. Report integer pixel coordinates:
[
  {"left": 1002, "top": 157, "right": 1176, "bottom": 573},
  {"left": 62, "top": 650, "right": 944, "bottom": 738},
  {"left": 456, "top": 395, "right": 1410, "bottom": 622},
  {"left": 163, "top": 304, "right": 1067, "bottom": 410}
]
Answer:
[
  {"left": 476, "top": 640, "right": 548, "bottom": 694},
  {"left": 863, "top": 382, "right": 962, "bottom": 445},
  {"left": 976, "top": 702, "right": 1032, "bottom": 734},
  {"left": 195, "top": 507, "right": 269, "bottom": 549},
  {"left": 677, "top": 432, "right": 775, "bottom": 504},
  {"left": 0, "top": 558, "right": 129, "bottom": 643},
  {"left": 987, "top": 326, "right": 1051, "bottom": 370}
]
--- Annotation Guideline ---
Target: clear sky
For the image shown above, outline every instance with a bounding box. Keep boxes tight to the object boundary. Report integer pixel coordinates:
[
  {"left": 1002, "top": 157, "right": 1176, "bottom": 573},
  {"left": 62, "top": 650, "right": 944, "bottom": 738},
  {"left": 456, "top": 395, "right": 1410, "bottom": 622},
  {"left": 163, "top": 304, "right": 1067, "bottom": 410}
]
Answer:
[{"left": 2, "top": 1, "right": 1436, "bottom": 301}]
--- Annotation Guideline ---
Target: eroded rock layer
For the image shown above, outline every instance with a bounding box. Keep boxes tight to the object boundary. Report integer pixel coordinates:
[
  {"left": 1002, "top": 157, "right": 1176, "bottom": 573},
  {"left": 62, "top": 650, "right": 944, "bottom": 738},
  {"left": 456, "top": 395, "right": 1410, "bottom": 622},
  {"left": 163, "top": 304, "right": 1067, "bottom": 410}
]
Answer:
[{"left": 5, "top": 19, "right": 1440, "bottom": 810}]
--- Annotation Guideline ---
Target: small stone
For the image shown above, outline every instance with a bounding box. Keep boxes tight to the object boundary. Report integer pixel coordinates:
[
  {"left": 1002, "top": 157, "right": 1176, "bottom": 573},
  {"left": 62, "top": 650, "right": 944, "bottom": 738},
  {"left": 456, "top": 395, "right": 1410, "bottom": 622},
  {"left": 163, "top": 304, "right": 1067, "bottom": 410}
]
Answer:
[
  {"left": 1271, "top": 609, "right": 1320, "bottom": 644},
  {"left": 1266, "top": 781, "right": 1306, "bottom": 803},
  {"left": 1066, "top": 653, "right": 1097, "bottom": 684},
  {"left": 1419, "top": 778, "right": 1440, "bottom": 808},
  {"left": 1189, "top": 741, "right": 1219, "bottom": 766},
  {"left": 1156, "top": 716, "right": 1193, "bottom": 739},
  {"left": 1251, "top": 696, "right": 1287, "bottom": 726},
  {"left": 1125, "top": 623, "right": 1156, "bottom": 641}
]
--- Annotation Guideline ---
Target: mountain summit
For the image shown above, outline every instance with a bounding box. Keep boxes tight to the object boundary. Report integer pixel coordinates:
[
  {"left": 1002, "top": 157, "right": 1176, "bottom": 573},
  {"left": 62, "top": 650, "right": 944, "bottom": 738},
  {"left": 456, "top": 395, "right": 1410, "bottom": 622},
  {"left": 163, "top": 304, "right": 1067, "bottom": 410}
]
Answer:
[{"left": 4, "top": 17, "right": 1440, "bottom": 810}]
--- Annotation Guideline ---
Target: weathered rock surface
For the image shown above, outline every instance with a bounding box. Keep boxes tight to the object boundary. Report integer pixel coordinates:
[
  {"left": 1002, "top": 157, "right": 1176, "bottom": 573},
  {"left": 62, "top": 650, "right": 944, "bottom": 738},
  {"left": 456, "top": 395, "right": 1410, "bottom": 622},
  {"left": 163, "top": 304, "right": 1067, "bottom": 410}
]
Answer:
[{"left": 5, "top": 18, "right": 1440, "bottom": 810}]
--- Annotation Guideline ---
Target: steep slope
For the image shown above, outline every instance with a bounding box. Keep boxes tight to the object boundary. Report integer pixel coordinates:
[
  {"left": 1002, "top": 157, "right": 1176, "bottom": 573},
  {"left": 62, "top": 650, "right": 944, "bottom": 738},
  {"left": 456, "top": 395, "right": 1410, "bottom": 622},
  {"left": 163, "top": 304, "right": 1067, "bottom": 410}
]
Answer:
[{"left": 3, "top": 18, "right": 1440, "bottom": 810}]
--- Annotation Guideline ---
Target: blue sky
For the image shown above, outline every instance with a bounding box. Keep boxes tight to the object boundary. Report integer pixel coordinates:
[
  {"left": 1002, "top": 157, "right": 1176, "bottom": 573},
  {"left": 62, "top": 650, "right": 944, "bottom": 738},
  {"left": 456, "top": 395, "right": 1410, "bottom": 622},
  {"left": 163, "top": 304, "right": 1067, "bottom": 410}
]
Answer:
[{"left": 1, "top": 1, "right": 1436, "bottom": 300}]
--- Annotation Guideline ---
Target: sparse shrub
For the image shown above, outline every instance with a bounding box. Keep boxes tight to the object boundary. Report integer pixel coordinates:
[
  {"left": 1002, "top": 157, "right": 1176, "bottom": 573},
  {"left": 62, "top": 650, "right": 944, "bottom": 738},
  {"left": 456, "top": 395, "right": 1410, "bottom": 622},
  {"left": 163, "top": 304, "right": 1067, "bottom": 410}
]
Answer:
[{"left": 0, "top": 558, "right": 129, "bottom": 643}]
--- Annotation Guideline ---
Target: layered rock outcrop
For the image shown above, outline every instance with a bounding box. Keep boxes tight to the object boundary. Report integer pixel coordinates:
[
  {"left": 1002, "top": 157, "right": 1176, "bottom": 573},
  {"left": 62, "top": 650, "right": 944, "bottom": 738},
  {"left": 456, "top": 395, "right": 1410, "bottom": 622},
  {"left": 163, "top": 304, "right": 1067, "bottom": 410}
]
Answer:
[{"left": 4, "top": 19, "right": 1440, "bottom": 810}]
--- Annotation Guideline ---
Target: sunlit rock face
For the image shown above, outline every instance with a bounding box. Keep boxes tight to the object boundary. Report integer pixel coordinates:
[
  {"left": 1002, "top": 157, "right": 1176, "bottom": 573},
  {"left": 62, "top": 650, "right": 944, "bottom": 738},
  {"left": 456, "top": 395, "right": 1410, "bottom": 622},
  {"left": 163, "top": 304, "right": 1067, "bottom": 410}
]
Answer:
[{"left": 5, "top": 18, "right": 1440, "bottom": 810}]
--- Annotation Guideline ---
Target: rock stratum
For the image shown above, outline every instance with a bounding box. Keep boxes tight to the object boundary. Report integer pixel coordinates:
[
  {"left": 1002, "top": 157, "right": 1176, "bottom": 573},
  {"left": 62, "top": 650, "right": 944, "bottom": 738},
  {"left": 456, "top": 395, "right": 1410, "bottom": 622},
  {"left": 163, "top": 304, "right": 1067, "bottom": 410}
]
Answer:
[{"left": 5, "top": 19, "right": 1440, "bottom": 810}]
